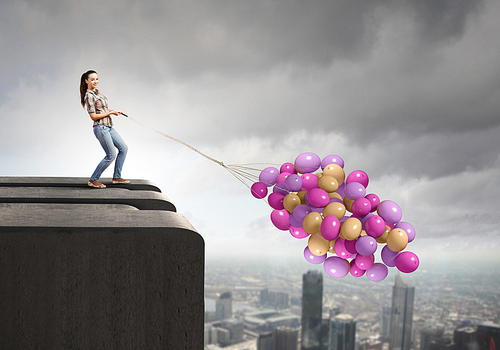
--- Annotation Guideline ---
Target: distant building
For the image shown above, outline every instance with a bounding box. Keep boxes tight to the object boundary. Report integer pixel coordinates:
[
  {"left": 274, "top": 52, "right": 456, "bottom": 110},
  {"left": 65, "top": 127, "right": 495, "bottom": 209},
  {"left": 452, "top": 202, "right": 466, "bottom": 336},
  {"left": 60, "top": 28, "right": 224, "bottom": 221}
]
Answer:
[
  {"left": 260, "top": 288, "right": 290, "bottom": 309},
  {"left": 389, "top": 275, "right": 415, "bottom": 350},
  {"left": 274, "top": 326, "right": 299, "bottom": 350},
  {"left": 429, "top": 338, "right": 455, "bottom": 350},
  {"left": 381, "top": 306, "right": 391, "bottom": 339},
  {"left": 421, "top": 327, "right": 445, "bottom": 350},
  {"left": 219, "top": 318, "right": 245, "bottom": 346},
  {"left": 454, "top": 326, "right": 477, "bottom": 350},
  {"left": 301, "top": 270, "right": 324, "bottom": 350},
  {"left": 216, "top": 292, "right": 232, "bottom": 321},
  {"left": 476, "top": 322, "right": 500, "bottom": 350},
  {"left": 329, "top": 314, "right": 356, "bottom": 350},
  {"left": 244, "top": 310, "right": 300, "bottom": 333},
  {"left": 204, "top": 324, "right": 219, "bottom": 347},
  {"left": 257, "top": 332, "right": 274, "bottom": 350}
]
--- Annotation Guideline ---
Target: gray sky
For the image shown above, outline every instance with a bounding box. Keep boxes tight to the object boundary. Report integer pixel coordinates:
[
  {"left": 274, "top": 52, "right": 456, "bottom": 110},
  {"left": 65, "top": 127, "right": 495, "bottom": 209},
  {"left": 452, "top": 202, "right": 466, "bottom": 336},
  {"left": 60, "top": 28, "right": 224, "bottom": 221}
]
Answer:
[{"left": 1, "top": 0, "right": 499, "bottom": 272}]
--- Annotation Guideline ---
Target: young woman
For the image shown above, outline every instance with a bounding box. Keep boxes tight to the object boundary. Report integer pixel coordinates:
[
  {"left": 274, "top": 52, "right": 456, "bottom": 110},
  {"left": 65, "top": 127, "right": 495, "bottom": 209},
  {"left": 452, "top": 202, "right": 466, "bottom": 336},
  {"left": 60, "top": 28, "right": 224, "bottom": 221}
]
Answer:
[{"left": 80, "top": 70, "right": 130, "bottom": 188}]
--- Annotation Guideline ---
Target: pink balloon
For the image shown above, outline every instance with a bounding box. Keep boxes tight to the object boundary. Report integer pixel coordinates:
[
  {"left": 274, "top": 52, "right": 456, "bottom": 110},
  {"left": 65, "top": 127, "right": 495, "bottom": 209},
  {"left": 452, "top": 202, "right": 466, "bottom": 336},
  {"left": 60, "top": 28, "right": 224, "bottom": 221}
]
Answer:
[
  {"left": 290, "top": 225, "right": 309, "bottom": 239},
  {"left": 295, "top": 152, "right": 321, "bottom": 173},
  {"left": 268, "top": 192, "right": 284, "bottom": 210},
  {"left": 334, "top": 238, "right": 353, "bottom": 259},
  {"left": 351, "top": 197, "right": 371, "bottom": 218},
  {"left": 395, "top": 222, "right": 416, "bottom": 242},
  {"left": 304, "top": 246, "right": 326, "bottom": 264},
  {"left": 344, "top": 238, "right": 358, "bottom": 254},
  {"left": 301, "top": 173, "right": 319, "bottom": 191},
  {"left": 366, "top": 263, "right": 388, "bottom": 282},
  {"left": 354, "top": 254, "right": 375, "bottom": 270},
  {"left": 364, "top": 215, "right": 386, "bottom": 238},
  {"left": 349, "top": 260, "right": 365, "bottom": 277},
  {"left": 395, "top": 251, "right": 419, "bottom": 273},
  {"left": 270, "top": 209, "right": 290, "bottom": 230},
  {"left": 280, "top": 162, "right": 297, "bottom": 174},
  {"left": 307, "top": 188, "right": 330, "bottom": 208},
  {"left": 346, "top": 170, "right": 369, "bottom": 188},
  {"left": 324, "top": 256, "right": 350, "bottom": 278},
  {"left": 320, "top": 215, "right": 340, "bottom": 241},
  {"left": 355, "top": 236, "right": 378, "bottom": 256},
  {"left": 251, "top": 182, "right": 268, "bottom": 199},
  {"left": 365, "top": 194, "right": 380, "bottom": 212},
  {"left": 378, "top": 200, "right": 402, "bottom": 224},
  {"left": 381, "top": 245, "right": 399, "bottom": 267},
  {"left": 277, "top": 171, "right": 291, "bottom": 183}
]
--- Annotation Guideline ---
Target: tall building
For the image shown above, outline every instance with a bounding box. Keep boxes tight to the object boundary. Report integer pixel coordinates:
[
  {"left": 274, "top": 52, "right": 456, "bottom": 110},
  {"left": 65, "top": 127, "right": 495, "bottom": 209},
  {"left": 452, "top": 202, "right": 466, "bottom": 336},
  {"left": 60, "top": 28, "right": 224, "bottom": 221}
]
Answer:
[
  {"left": 476, "top": 322, "right": 500, "bottom": 350},
  {"left": 454, "top": 326, "right": 477, "bottom": 350},
  {"left": 257, "top": 332, "right": 274, "bottom": 350},
  {"left": 301, "top": 270, "right": 324, "bottom": 350},
  {"left": 216, "top": 292, "right": 232, "bottom": 321},
  {"left": 389, "top": 275, "right": 415, "bottom": 350},
  {"left": 329, "top": 314, "right": 356, "bottom": 350},
  {"left": 421, "top": 327, "right": 445, "bottom": 350},
  {"left": 274, "top": 326, "right": 299, "bottom": 350},
  {"left": 381, "top": 306, "right": 391, "bottom": 339}
]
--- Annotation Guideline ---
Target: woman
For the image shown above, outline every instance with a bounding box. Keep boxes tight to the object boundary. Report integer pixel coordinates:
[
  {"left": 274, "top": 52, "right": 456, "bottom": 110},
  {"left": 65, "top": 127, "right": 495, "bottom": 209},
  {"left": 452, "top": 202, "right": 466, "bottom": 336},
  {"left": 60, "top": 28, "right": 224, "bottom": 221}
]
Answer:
[{"left": 80, "top": 70, "right": 130, "bottom": 188}]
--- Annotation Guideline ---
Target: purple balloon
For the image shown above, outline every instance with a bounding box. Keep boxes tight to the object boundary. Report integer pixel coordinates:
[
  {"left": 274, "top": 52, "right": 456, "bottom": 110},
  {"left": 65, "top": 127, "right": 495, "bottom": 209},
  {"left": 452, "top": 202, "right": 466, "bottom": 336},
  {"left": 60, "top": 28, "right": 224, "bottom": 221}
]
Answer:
[
  {"left": 295, "top": 152, "right": 321, "bottom": 173},
  {"left": 355, "top": 236, "right": 378, "bottom": 256},
  {"left": 308, "top": 205, "right": 324, "bottom": 214},
  {"left": 365, "top": 193, "right": 380, "bottom": 212},
  {"left": 273, "top": 182, "right": 289, "bottom": 196},
  {"left": 289, "top": 213, "right": 302, "bottom": 227},
  {"left": 259, "top": 167, "right": 279, "bottom": 186},
  {"left": 395, "top": 222, "right": 416, "bottom": 243},
  {"left": 365, "top": 215, "right": 386, "bottom": 238},
  {"left": 251, "top": 182, "right": 268, "bottom": 199},
  {"left": 270, "top": 209, "right": 290, "bottom": 230},
  {"left": 344, "top": 182, "right": 366, "bottom": 200},
  {"left": 381, "top": 245, "right": 400, "bottom": 267},
  {"left": 308, "top": 188, "right": 330, "bottom": 208},
  {"left": 285, "top": 174, "right": 303, "bottom": 192},
  {"left": 321, "top": 154, "right": 345, "bottom": 169},
  {"left": 320, "top": 215, "right": 340, "bottom": 241},
  {"left": 292, "top": 205, "right": 311, "bottom": 224},
  {"left": 349, "top": 260, "right": 366, "bottom": 277},
  {"left": 395, "top": 251, "right": 419, "bottom": 273},
  {"left": 290, "top": 225, "right": 309, "bottom": 239},
  {"left": 354, "top": 254, "right": 375, "bottom": 270},
  {"left": 366, "top": 263, "right": 388, "bottom": 282},
  {"left": 378, "top": 200, "right": 402, "bottom": 224},
  {"left": 304, "top": 246, "right": 326, "bottom": 264},
  {"left": 336, "top": 182, "right": 346, "bottom": 198},
  {"left": 268, "top": 192, "right": 284, "bottom": 210},
  {"left": 346, "top": 170, "right": 369, "bottom": 188},
  {"left": 324, "top": 256, "right": 350, "bottom": 278}
]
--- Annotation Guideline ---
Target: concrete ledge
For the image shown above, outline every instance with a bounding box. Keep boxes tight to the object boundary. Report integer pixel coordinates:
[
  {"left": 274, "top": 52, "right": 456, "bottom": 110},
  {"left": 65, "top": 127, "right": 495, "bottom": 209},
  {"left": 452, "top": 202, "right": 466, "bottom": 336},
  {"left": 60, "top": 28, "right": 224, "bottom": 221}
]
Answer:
[{"left": 0, "top": 178, "right": 203, "bottom": 349}]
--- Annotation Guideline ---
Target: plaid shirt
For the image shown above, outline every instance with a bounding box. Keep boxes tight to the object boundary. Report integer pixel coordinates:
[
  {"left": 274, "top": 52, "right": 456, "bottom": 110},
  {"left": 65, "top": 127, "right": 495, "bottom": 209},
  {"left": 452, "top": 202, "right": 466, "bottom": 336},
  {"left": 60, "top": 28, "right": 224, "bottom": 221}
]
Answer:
[{"left": 84, "top": 89, "right": 113, "bottom": 127}]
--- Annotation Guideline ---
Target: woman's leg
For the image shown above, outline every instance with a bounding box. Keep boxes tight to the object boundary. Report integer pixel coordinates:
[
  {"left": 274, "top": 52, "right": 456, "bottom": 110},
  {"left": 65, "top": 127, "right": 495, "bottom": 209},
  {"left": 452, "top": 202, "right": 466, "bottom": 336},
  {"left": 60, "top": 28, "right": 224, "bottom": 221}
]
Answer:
[
  {"left": 90, "top": 125, "right": 117, "bottom": 181},
  {"left": 109, "top": 127, "right": 128, "bottom": 179}
]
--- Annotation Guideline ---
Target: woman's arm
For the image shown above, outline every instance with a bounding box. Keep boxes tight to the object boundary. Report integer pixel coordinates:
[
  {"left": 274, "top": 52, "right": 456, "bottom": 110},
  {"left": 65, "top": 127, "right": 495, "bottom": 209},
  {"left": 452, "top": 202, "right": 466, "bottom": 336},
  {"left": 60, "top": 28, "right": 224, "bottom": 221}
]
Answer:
[{"left": 88, "top": 109, "right": 122, "bottom": 121}]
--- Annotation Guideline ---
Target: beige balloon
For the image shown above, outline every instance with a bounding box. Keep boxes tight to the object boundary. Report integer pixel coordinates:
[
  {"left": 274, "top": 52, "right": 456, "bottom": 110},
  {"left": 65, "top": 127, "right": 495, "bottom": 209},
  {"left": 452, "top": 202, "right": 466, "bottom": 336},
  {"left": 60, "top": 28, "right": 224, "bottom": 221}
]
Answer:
[
  {"left": 315, "top": 173, "right": 323, "bottom": 179},
  {"left": 329, "top": 192, "right": 343, "bottom": 201},
  {"left": 343, "top": 197, "right": 354, "bottom": 212},
  {"left": 322, "top": 164, "right": 345, "bottom": 185},
  {"left": 328, "top": 239, "right": 337, "bottom": 254},
  {"left": 323, "top": 202, "right": 346, "bottom": 220},
  {"left": 340, "top": 217, "right": 362, "bottom": 240},
  {"left": 308, "top": 233, "right": 329, "bottom": 256},
  {"left": 297, "top": 191, "right": 307, "bottom": 205},
  {"left": 318, "top": 175, "right": 339, "bottom": 193},
  {"left": 375, "top": 225, "right": 391, "bottom": 243},
  {"left": 283, "top": 193, "right": 301, "bottom": 213},
  {"left": 303, "top": 212, "right": 323, "bottom": 234},
  {"left": 387, "top": 228, "right": 409, "bottom": 252}
]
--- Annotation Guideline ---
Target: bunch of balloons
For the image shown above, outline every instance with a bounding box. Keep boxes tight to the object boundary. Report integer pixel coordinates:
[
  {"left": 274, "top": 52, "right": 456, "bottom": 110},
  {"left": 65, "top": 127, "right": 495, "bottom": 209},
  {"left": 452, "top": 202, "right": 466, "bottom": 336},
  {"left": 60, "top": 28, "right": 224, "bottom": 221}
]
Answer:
[{"left": 250, "top": 152, "right": 419, "bottom": 282}]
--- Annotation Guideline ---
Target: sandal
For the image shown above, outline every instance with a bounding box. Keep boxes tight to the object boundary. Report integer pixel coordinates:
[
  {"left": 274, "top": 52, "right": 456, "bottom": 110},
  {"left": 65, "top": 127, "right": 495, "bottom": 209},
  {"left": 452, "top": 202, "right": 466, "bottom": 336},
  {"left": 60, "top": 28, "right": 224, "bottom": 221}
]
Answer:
[
  {"left": 112, "top": 178, "right": 131, "bottom": 184},
  {"left": 88, "top": 180, "right": 106, "bottom": 188}
]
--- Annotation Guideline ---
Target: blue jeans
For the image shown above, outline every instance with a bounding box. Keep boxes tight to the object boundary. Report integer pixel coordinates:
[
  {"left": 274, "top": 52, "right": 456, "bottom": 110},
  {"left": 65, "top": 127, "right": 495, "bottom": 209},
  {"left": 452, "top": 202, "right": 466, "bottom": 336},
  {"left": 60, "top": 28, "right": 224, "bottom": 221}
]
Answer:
[{"left": 90, "top": 125, "right": 128, "bottom": 181}]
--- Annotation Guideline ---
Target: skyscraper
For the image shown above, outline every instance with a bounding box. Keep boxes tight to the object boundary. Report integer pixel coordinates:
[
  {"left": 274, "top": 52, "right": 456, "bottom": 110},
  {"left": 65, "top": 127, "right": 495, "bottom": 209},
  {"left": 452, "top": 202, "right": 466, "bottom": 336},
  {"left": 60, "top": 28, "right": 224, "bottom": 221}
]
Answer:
[
  {"left": 421, "top": 327, "right": 445, "bottom": 350},
  {"left": 329, "top": 314, "right": 356, "bottom": 350},
  {"left": 216, "top": 291, "right": 232, "bottom": 321},
  {"left": 301, "top": 270, "right": 324, "bottom": 350},
  {"left": 476, "top": 322, "right": 500, "bottom": 350},
  {"left": 389, "top": 275, "right": 415, "bottom": 350},
  {"left": 274, "top": 326, "right": 299, "bottom": 350}
]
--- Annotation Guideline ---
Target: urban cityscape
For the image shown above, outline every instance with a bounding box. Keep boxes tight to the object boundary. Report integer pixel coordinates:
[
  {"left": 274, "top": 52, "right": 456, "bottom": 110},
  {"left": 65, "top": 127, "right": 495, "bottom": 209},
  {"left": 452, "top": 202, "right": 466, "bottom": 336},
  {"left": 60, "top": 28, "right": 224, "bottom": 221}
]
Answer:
[{"left": 203, "top": 258, "right": 500, "bottom": 350}]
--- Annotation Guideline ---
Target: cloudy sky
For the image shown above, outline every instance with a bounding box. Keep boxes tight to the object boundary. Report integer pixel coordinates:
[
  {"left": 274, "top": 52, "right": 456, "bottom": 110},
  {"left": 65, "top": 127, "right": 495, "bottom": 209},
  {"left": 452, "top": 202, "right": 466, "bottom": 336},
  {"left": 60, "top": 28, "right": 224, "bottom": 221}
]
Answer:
[{"left": 1, "top": 0, "right": 499, "bottom": 274}]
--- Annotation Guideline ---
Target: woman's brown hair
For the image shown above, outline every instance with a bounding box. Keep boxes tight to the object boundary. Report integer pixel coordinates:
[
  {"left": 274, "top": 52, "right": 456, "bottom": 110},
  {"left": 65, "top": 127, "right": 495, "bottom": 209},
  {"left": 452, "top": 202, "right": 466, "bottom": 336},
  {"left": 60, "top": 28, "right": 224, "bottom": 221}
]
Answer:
[{"left": 80, "top": 70, "right": 97, "bottom": 107}]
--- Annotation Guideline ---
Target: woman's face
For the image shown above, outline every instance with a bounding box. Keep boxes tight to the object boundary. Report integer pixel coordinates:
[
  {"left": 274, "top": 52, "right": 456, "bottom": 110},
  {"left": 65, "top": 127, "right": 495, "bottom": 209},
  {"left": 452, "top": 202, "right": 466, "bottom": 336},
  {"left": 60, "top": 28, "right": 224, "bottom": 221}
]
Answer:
[{"left": 85, "top": 73, "right": 99, "bottom": 90}]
